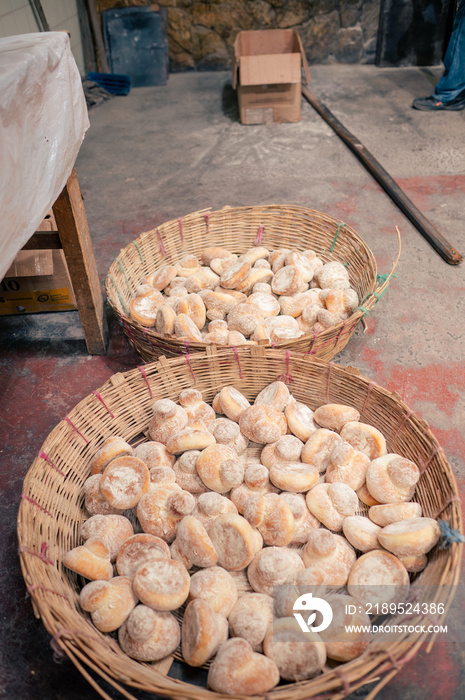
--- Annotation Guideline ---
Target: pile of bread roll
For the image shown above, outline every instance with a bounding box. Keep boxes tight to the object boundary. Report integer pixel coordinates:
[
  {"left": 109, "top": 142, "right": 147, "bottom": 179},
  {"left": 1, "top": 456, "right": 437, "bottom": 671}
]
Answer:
[
  {"left": 64, "top": 382, "right": 440, "bottom": 695},
  {"left": 128, "top": 246, "right": 360, "bottom": 345}
]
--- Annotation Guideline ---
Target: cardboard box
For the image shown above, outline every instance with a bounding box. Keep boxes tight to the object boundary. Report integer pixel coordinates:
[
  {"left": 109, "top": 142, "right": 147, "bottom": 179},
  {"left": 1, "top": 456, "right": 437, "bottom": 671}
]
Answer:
[
  {"left": 232, "top": 29, "right": 310, "bottom": 125},
  {"left": 0, "top": 248, "right": 77, "bottom": 315}
]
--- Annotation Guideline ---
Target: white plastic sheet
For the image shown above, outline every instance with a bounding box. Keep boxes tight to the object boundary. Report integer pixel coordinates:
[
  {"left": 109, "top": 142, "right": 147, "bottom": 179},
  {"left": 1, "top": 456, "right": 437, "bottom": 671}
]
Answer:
[{"left": 0, "top": 32, "right": 89, "bottom": 280}]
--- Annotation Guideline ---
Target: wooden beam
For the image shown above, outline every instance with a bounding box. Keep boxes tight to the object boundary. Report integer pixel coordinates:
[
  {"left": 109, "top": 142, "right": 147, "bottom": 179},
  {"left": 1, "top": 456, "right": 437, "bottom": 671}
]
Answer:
[{"left": 53, "top": 169, "right": 109, "bottom": 354}]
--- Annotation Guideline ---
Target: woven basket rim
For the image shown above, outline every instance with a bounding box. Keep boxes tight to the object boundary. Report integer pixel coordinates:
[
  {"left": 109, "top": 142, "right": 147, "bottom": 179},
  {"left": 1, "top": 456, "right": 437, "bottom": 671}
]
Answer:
[{"left": 17, "top": 347, "right": 458, "bottom": 700}]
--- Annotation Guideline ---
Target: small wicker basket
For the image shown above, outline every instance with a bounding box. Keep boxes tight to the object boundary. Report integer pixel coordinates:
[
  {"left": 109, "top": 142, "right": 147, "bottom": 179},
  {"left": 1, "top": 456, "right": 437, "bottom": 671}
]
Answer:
[
  {"left": 18, "top": 347, "right": 461, "bottom": 700},
  {"left": 105, "top": 204, "right": 395, "bottom": 363}
]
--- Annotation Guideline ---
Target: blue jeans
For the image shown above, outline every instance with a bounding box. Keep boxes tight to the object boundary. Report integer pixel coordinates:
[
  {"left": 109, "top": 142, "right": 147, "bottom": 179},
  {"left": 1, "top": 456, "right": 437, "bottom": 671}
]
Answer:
[{"left": 433, "top": 4, "right": 465, "bottom": 101}]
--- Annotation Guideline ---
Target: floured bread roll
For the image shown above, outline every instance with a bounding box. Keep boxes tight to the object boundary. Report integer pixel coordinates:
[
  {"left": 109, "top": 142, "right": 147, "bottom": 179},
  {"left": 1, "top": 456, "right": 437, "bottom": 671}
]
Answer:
[
  {"left": 399, "top": 553, "right": 428, "bottom": 573},
  {"left": 369, "top": 501, "right": 422, "bottom": 527},
  {"left": 178, "top": 388, "right": 216, "bottom": 425},
  {"left": 227, "top": 302, "right": 264, "bottom": 337},
  {"left": 100, "top": 456, "right": 150, "bottom": 510},
  {"left": 172, "top": 450, "right": 207, "bottom": 493},
  {"left": 182, "top": 599, "right": 228, "bottom": 666},
  {"left": 149, "top": 465, "right": 176, "bottom": 486},
  {"left": 229, "top": 593, "right": 274, "bottom": 652},
  {"left": 217, "top": 386, "right": 250, "bottom": 422},
  {"left": 195, "top": 444, "right": 244, "bottom": 493},
  {"left": 254, "top": 381, "right": 291, "bottom": 412},
  {"left": 148, "top": 399, "right": 188, "bottom": 445},
  {"left": 166, "top": 419, "right": 216, "bottom": 454},
  {"left": 306, "top": 482, "right": 358, "bottom": 531},
  {"left": 129, "top": 289, "right": 163, "bottom": 327},
  {"left": 301, "top": 429, "right": 342, "bottom": 472},
  {"left": 230, "top": 464, "right": 276, "bottom": 513},
  {"left": 133, "top": 441, "right": 175, "bottom": 470},
  {"left": 314, "top": 261, "right": 350, "bottom": 290},
  {"left": 243, "top": 492, "right": 295, "bottom": 546},
  {"left": 246, "top": 292, "right": 279, "bottom": 317},
  {"left": 340, "top": 421, "right": 387, "bottom": 460},
  {"left": 146, "top": 265, "right": 178, "bottom": 290},
  {"left": 170, "top": 515, "right": 218, "bottom": 569},
  {"left": 83, "top": 474, "right": 125, "bottom": 516},
  {"left": 271, "top": 265, "right": 303, "bottom": 296},
  {"left": 208, "top": 638, "right": 280, "bottom": 695},
  {"left": 342, "top": 515, "right": 382, "bottom": 552},
  {"left": 313, "top": 403, "right": 360, "bottom": 432},
  {"left": 378, "top": 517, "right": 440, "bottom": 557},
  {"left": 247, "top": 546, "right": 305, "bottom": 595},
  {"left": 260, "top": 434, "right": 304, "bottom": 469},
  {"left": 279, "top": 492, "right": 320, "bottom": 544},
  {"left": 156, "top": 304, "right": 176, "bottom": 335},
  {"left": 63, "top": 538, "right": 113, "bottom": 581},
  {"left": 79, "top": 576, "right": 137, "bottom": 632},
  {"left": 263, "top": 617, "right": 326, "bottom": 681},
  {"left": 366, "top": 454, "right": 420, "bottom": 503},
  {"left": 80, "top": 514, "right": 134, "bottom": 562},
  {"left": 357, "top": 483, "right": 381, "bottom": 507},
  {"left": 116, "top": 533, "right": 170, "bottom": 578},
  {"left": 174, "top": 313, "right": 204, "bottom": 342},
  {"left": 302, "top": 529, "right": 356, "bottom": 586},
  {"left": 208, "top": 418, "right": 248, "bottom": 455},
  {"left": 240, "top": 247, "right": 270, "bottom": 265},
  {"left": 189, "top": 566, "right": 238, "bottom": 617},
  {"left": 193, "top": 492, "right": 238, "bottom": 527},
  {"left": 137, "top": 485, "right": 195, "bottom": 542},
  {"left": 90, "top": 436, "right": 133, "bottom": 475},
  {"left": 325, "top": 441, "right": 370, "bottom": 491},
  {"left": 220, "top": 260, "right": 251, "bottom": 289},
  {"left": 202, "top": 247, "right": 235, "bottom": 265},
  {"left": 318, "top": 594, "right": 371, "bottom": 662},
  {"left": 252, "top": 314, "right": 298, "bottom": 342},
  {"left": 207, "top": 513, "right": 262, "bottom": 571},
  {"left": 118, "top": 605, "right": 180, "bottom": 662},
  {"left": 239, "top": 405, "right": 287, "bottom": 444},
  {"left": 285, "top": 397, "right": 317, "bottom": 441},
  {"left": 132, "top": 558, "right": 190, "bottom": 611},
  {"left": 348, "top": 549, "right": 410, "bottom": 606},
  {"left": 269, "top": 462, "right": 319, "bottom": 493}
]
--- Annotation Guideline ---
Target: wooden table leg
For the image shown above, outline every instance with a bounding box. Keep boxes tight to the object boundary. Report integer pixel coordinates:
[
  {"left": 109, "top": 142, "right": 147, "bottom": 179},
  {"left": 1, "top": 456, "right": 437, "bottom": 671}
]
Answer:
[{"left": 53, "top": 168, "right": 109, "bottom": 355}]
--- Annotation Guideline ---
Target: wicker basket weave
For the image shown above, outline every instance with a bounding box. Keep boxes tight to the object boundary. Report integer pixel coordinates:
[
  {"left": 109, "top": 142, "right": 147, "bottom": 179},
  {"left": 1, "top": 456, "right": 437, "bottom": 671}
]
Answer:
[
  {"left": 18, "top": 347, "right": 461, "bottom": 700},
  {"left": 105, "top": 205, "right": 395, "bottom": 363}
]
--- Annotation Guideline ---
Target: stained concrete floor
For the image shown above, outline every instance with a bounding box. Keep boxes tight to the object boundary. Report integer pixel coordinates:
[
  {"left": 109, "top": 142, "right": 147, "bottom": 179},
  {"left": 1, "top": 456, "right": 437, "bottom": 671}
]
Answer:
[{"left": 1, "top": 64, "right": 465, "bottom": 699}]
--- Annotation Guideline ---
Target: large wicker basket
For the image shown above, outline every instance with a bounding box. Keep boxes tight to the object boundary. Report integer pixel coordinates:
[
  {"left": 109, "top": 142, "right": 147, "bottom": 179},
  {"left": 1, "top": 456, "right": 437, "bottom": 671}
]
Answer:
[
  {"left": 105, "top": 205, "right": 395, "bottom": 363},
  {"left": 18, "top": 347, "right": 461, "bottom": 700}
]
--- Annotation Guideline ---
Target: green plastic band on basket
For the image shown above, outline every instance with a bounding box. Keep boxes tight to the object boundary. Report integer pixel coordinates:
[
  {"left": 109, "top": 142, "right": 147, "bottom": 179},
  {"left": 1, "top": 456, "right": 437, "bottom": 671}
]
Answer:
[
  {"left": 116, "top": 257, "right": 132, "bottom": 293},
  {"left": 133, "top": 241, "right": 145, "bottom": 264},
  {"left": 377, "top": 272, "right": 398, "bottom": 282},
  {"left": 329, "top": 222, "right": 347, "bottom": 252},
  {"left": 438, "top": 520, "right": 465, "bottom": 548},
  {"left": 358, "top": 305, "right": 370, "bottom": 316},
  {"left": 108, "top": 274, "right": 128, "bottom": 315}
]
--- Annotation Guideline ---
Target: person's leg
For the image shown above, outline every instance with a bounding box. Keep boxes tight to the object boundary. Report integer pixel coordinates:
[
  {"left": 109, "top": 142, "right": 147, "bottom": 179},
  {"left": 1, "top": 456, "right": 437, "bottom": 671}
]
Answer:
[{"left": 432, "top": 3, "right": 465, "bottom": 101}]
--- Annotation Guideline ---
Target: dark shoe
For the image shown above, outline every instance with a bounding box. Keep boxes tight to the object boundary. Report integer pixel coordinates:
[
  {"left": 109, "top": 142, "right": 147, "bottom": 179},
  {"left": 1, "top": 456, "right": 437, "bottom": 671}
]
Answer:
[{"left": 412, "top": 91, "right": 465, "bottom": 111}]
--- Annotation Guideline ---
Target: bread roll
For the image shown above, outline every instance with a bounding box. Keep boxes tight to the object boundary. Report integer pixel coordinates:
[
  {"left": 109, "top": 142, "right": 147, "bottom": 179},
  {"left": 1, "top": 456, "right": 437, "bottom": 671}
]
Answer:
[
  {"left": 245, "top": 292, "right": 280, "bottom": 317},
  {"left": 325, "top": 441, "right": 370, "bottom": 490},
  {"left": 269, "top": 462, "right": 319, "bottom": 493},
  {"left": 195, "top": 444, "right": 244, "bottom": 493},
  {"left": 247, "top": 546, "right": 305, "bottom": 595},
  {"left": 133, "top": 441, "right": 175, "bottom": 470},
  {"left": 146, "top": 265, "right": 178, "bottom": 290},
  {"left": 149, "top": 465, "right": 176, "bottom": 486},
  {"left": 156, "top": 304, "right": 177, "bottom": 335},
  {"left": 184, "top": 266, "right": 220, "bottom": 293},
  {"left": 285, "top": 397, "right": 317, "bottom": 441},
  {"left": 342, "top": 515, "right": 382, "bottom": 552},
  {"left": 166, "top": 420, "right": 216, "bottom": 454},
  {"left": 306, "top": 482, "right": 358, "bottom": 531},
  {"left": 200, "top": 290, "right": 239, "bottom": 322},
  {"left": 100, "top": 456, "right": 150, "bottom": 510},
  {"left": 129, "top": 291, "right": 163, "bottom": 327},
  {"left": 398, "top": 553, "right": 428, "bottom": 573},
  {"left": 366, "top": 454, "right": 420, "bottom": 503},
  {"left": 230, "top": 464, "right": 276, "bottom": 513},
  {"left": 244, "top": 492, "right": 295, "bottom": 546},
  {"left": 178, "top": 389, "right": 215, "bottom": 426},
  {"left": 228, "top": 593, "right": 274, "bottom": 651},
  {"left": 202, "top": 247, "right": 235, "bottom": 265},
  {"left": 263, "top": 617, "right": 326, "bottom": 681},
  {"left": 301, "top": 429, "right": 342, "bottom": 472},
  {"left": 207, "top": 418, "right": 248, "bottom": 455},
  {"left": 182, "top": 599, "right": 228, "bottom": 666},
  {"left": 220, "top": 260, "right": 251, "bottom": 289},
  {"left": 271, "top": 265, "right": 303, "bottom": 296},
  {"left": 239, "top": 405, "right": 287, "bottom": 444},
  {"left": 227, "top": 302, "right": 264, "bottom": 337},
  {"left": 314, "top": 261, "right": 350, "bottom": 290},
  {"left": 208, "top": 638, "right": 280, "bottom": 695},
  {"left": 176, "top": 254, "right": 200, "bottom": 277},
  {"left": 148, "top": 399, "right": 188, "bottom": 445},
  {"left": 63, "top": 538, "right": 113, "bottom": 581},
  {"left": 254, "top": 381, "right": 290, "bottom": 412},
  {"left": 137, "top": 485, "right": 195, "bottom": 543},
  {"left": 207, "top": 513, "right": 262, "bottom": 571},
  {"left": 173, "top": 450, "right": 207, "bottom": 493},
  {"left": 318, "top": 593, "right": 371, "bottom": 662},
  {"left": 80, "top": 514, "right": 134, "bottom": 562},
  {"left": 302, "top": 529, "right": 356, "bottom": 586},
  {"left": 378, "top": 517, "right": 440, "bottom": 557},
  {"left": 313, "top": 403, "right": 360, "bottom": 431},
  {"left": 235, "top": 268, "right": 274, "bottom": 295},
  {"left": 80, "top": 576, "right": 137, "bottom": 632},
  {"left": 116, "top": 533, "right": 171, "bottom": 578},
  {"left": 340, "top": 420, "right": 387, "bottom": 460},
  {"left": 170, "top": 515, "right": 218, "bottom": 569},
  {"left": 348, "top": 549, "right": 410, "bottom": 606},
  {"left": 279, "top": 492, "right": 320, "bottom": 544},
  {"left": 357, "top": 483, "right": 381, "bottom": 507},
  {"left": 189, "top": 566, "right": 238, "bottom": 617},
  {"left": 260, "top": 434, "right": 304, "bottom": 469},
  {"left": 118, "top": 605, "right": 180, "bottom": 661},
  {"left": 240, "top": 246, "right": 270, "bottom": 265},
  {"left": 83, "top": 474, "right": 125, "bottom": 516},
  {"left": 132, "top": 558, "right": 190, "bottom": 611},
  {"left": 90, "top": 436, "right": 133, "bottom": 475},
  {"left": 368, "top": 501, "right": 422, "bottom": 527},
  {"left": 217, "top": 386, "right": 250, "bottom": 422}
]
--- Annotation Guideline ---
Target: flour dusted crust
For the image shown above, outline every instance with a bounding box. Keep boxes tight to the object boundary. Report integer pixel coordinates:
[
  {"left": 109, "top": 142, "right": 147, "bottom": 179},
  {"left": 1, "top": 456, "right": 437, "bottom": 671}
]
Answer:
[
  {"left": 148, "top": 399, "right": 188, "bottom": 445},
  {"left": 170, "top": 515, "right": 218, "bottom": 568},
  {"left": 302, "top": 529, "right": 356, "bottom": 586},
  {"left": 182, "top": 599, "right": 228, "bottom": 666},
  {"left": 340, "top": 421, "right": 387, "bottom": 460},
  {"left": 263, "top": 617, "right": 326, "bottom": 681},
  {"left": 357, "top": 483, "right": 381, "bottom": 507},
  {"left": 313, "top": 403, "right": 360, "bottom": 432},
  {"left": 285, "top": 397, "right": 317, "bottom": 441},
  {"left": 207, "top": 418, "right": 248, "bottom": 455},
  {"left": 368, "top": 501, "right": 422, "bottom": 527},
  {"left": 208, "top": 637, "right": 280, "bottom": 695},
  {"left": 146, "top": 265, "right": 178, "bottom": 290},
  {"left": 118, "top": 605, "right": 180, "bottom": 662},
  {"left": 314, "top": 261, "right": 351, "bottom": 290},
  {"left": 230, "top": 464, "right": 276, "bottom": 513},
  {"left": 269, "top": 462, "right": 319, "bottom": 493},
  {"left": 80, "top": 514, "right": 134, "bottom": 562},
  {"left": 174, "top": 313, "right": 203, "bottom": 342},
  {"left": 279, "top": 492, "right": 320, "bottom": 544},
  {"left": 271, "top": 265, "right": 304, "bottom": 296},
  {"left": 132, "top": 558, "right": 190, "bottom": 611},
  {"left": 173, "top": 450, "right": 207, "bottom": 493},
  {"left": 318, "top": 594, "right": 371, "bottom": 662},
  {"left": 83, "top": 474, "right": 125, "bottom": 516},
  {"left": 189, "top": 566, "right": 238, "bottom": 617},
  {"left": 220, "top": 260, "right": 251, "bottom": 290},
  {"left": 133, "top": 441, "right": 175, "bottom": 470},
  {"left": 228, "top": 593, "right": 274, "bottom": 651},
  {"left": 260, "top": 434, "right": 304, "bottom": 469},
  {"left": 195, "top": 444, "right": 244, "bottom": 493},
  {"left": 116, "top": 533, "right": 171, "bottom": 578},
  {"left": 378, "top": 517, "right": 440, "bottom": 557},
  {"left": 90, "top": 437, "right": 133, "bottom": 475},
  {"left": 325, "top": 288, "right": 359, "bottom": 317},
  {"left": 193, "top": 492, "right": 238, "bottom": 527},
  {"left": 200, "top": 290, "right": 239, "bottom": 322},
  {"left": 166, "top": 420, "right": 216, "bottom": 454},
  {"left": 236, "top": 268, "right": 274, "bottom": 294},
  {"left": 366, "top": 454, "right": 420, "bottom": 503},
  {"left": 239, "top": 405, "right": 287, "bottom": 444},
  {"left": 156, "top": 304, "right": 177, "bottom": 335},
  {"left": 207, "top": 513, "right": 263, "bottom": 571},
  {"left": 245, "top": 292, "right": 279, "bottom": 317},
  {"left": 301, "top": 429, "right": 342, "bottom": 472},
  {"left": 254, "top": 380, "right": 291, "bottom": 412},
  {"left": 149, "top": 465, "right": 176, "bottom": 486},
  {"left": 100, "top": 456, "right": 150, "bottom": 510},
  {"left": 306, "top": 482, "right": 358, "bottom": 531},
  {"left": 202, "top": 247, "right": 236, "bottom": 265},
  {"left": 398, "top": 553, "right": 428, "bottom": 573},
  {"left": 80, "top": 576, "right": 138, "bottom": 632},
  {"left": 63, "top": 539, "right": 113, "bottom": 581},
  {"left": 129, "top": 291, "right": 164, "bottom": 327},
  {"left": 247, "top": 546, "right": 305, "bottom": 595},
  {"left": 342, "top": 515, "right": 382, "bottom": 552},
  {"left": 325, "top": 441, "right": 370, "bottom": 491},
  {"left": 227, "top": 302, "right": 264, "bottom": 336},
  {"left": 218, "top": 386, "right": 250, "bottom": 422},
  {"left": 176, "top": 254, "right": 201, "bottom": 278},
  {"left": 348, "top": 550, "right": 410, "bottom": 606},
  {"left": 137, "top": 485, "right": 195, "bottom": 542},
  {"left": 244, "top": 492, "right": 295, "bottom": 546}
]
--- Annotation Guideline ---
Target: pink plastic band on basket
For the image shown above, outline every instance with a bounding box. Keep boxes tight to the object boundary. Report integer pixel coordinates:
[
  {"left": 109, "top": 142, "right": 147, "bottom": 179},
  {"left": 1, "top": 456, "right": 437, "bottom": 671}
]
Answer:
[
  {"left": 326, "top": 362, "right": 334, "bottom": 401},
  {"left": 184, "top": 342, "right": 196, "bottom": 384},
  {"left": 254, "top": 224, "right": 264, "bottom": 246},
  {"left": 64, "top": 417, "right": 89, "bottom": 444},
  {"left": 38, "top": 450, "right": 65, "bottom": 477},
  {"left": 178, "top": 218, "right": 184, "bottom": 244},
  {"left": 27, "top": 585, "right": 69, "bottom": 600},
  {"left": 305, "top": 326, "right": 319, "bottom": 355},
  {"left": 138, "top": 365, "right": 154, "bottom": 398},
  {"left": 277, "top": 350, "right": 293, "bottom": 384},
  {"left": 394, "top": 408, "right": 415, "bottom": 438},
  {"left": 334, "top": 667, "right": 351, "bottom": 695},
  {"left": 232, "top": 347, "right": 243, "bottom": 378},
  {"left": 420, "top": 446, "right": 439, "bottom": 474},
  {"left": 18, "top": 543, "right": 54, "bottom": 566},
  {"left": 156, "top": 227, "right": 167, "bottom": 256},
  {"left": 334, "top": 319, "right": 347, "bottom": 347},
  {"left": 205, "top": 211, "right": 210, "bottom": 232},
  {"left": 361, "top": 380, "right": 377, "bottom": 414},
  {"left": 20, "top": 494, "right": 54, "bottom": 518},
  {"left": 93, "top": 391, "right": 115, "bottom": 418}
]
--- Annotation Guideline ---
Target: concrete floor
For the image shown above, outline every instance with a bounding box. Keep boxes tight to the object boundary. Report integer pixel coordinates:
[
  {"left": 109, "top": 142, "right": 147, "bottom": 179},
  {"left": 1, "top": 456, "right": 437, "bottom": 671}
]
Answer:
[{"left": 1, "top": 64, "right": 464, "bottom": 699}]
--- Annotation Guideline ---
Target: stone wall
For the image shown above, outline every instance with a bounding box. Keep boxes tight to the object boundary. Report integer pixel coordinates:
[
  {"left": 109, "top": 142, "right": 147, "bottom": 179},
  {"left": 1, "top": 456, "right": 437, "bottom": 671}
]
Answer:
[{"left": 96, "top": 0, "right": 381, "bottom": 71}]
